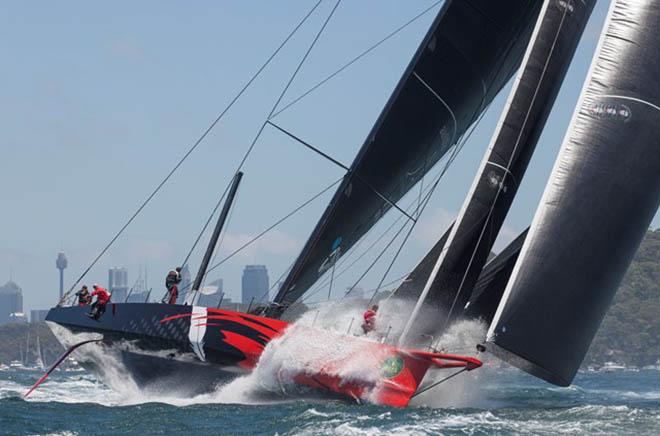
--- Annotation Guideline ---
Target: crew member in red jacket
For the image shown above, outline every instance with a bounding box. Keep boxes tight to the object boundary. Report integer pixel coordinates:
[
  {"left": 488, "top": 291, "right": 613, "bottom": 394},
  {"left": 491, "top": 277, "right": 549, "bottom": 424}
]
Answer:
[
  {"left": 88, "top": 284, "right": 110, "bottom": 320},
  {"left": 163, "top": 267, "right": 182, "bottom": 304},
  {"left": 362, "top": 304, "right": 378, "bottom": 334}
]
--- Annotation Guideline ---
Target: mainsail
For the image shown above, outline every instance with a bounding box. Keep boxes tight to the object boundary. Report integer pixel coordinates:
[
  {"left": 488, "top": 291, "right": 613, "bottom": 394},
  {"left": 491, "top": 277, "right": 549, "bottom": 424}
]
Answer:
[
  {"left": 487, "top": 0, "right": 660, "bottom": 386},
  {"left": 270, "top": 0, "right": 543, "bottom": 315},
  {"left": 397, "top": 0, "right": 595, "bottom": 345}
]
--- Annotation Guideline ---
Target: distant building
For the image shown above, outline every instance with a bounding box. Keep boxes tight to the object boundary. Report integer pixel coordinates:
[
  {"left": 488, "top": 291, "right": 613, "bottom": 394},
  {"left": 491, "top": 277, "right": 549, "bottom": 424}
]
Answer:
[
  {"left": 0, "top": 280, "right": 23, "bottom": 325},
  {"left": 108, "top": 267, "right": 129, "bottom": 302},
  {"left": 241, "top": 265, "right": 269, "bottom": 305},
  {"left": 31, "top": 309, "right": 50, "bottom": 323}
]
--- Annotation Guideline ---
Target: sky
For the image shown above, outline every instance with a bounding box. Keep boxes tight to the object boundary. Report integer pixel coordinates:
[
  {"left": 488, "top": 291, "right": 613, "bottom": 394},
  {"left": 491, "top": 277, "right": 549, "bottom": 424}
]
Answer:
[{"left": 1, "top": 0, "right": 657, "bottom": 315}]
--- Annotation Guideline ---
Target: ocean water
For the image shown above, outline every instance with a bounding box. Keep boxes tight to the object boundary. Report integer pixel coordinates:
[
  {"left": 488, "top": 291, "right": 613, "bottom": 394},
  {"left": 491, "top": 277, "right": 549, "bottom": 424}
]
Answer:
[{"left": 1, "top": 367, "right": 658, "bottom": 435}]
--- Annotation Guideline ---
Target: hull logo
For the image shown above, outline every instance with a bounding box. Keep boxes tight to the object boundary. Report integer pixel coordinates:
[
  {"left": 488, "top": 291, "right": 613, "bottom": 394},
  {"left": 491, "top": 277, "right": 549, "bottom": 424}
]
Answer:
[{"left": 381, "top": 355, "right": 405, "bottom": 379}]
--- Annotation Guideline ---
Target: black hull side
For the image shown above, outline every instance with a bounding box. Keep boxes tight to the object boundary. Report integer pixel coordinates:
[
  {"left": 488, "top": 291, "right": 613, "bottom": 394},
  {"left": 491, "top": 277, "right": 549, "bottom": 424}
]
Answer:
[{"left": 46, "top": 303, "right": 288, "bottom": 393}]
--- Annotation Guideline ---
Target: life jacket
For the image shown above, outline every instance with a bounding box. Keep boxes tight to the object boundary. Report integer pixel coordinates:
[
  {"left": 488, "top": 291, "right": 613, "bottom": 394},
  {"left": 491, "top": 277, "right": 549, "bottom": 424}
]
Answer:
[{"left": 92, "top": 287, "right": 110, "bottom": 305}]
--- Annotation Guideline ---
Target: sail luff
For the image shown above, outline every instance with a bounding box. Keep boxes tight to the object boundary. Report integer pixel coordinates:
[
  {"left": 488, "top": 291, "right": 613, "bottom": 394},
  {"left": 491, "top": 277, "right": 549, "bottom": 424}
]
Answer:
[
  {"left": 269, "top": 1, "right": 543, "bottom": 316},
  {"left": 396, "top": 0, "right": 595, "bottom": 343},
  {"left": 487, "top": 0, "right": 660, "bottom": 386}
]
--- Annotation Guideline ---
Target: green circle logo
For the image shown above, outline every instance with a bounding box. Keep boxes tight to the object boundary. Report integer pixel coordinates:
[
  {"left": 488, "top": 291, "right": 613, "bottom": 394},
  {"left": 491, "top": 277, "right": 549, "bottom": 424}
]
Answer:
[{"left": 381, "top": 355, "right": 404, "bottom": 379}]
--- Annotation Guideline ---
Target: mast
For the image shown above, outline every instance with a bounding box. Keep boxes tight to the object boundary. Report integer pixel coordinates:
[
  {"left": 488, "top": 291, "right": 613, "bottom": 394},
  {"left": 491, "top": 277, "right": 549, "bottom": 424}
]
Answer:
[
  {"left": 487, "top": 0, "right": 660, "bottom": 386},
  {"left": 187, "top": 172, "right": 243, "bottom": 305},
  {"left": 269, "top": 0, "right": 542, "bottom": 317},
  {"left": 398, "top": 0, "right": 595, "bottom": 346}
]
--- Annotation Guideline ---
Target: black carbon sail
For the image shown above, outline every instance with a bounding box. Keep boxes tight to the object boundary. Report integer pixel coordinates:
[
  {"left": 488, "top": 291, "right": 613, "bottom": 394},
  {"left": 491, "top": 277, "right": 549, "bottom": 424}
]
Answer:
[
  {"left": 269, "top": 0, "right": 543, "bottom": 316},
  {"left": 397, "top": 0, "right": 595, "bottom": 345},
  {"left": 487, "top": 0, "right": 660, "bottom": 386},
  {"left": 394, "top": 225, "right": 453, "bottom": 299}
]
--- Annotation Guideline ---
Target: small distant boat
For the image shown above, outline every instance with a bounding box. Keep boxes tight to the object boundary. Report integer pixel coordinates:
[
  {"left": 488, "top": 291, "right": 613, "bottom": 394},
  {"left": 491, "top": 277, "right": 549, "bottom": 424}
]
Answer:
[
  {"left": 9, "top": 360, "right": 25, "bottom": 369},
  {"left": 601, "top": 362, "right": 627, "bottom": 372}
]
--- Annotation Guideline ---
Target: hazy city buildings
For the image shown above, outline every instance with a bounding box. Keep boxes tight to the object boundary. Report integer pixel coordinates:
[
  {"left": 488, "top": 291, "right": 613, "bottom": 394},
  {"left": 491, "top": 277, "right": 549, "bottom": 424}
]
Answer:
[
  {"left": 0, "top": 280, "right": 24, "bottom": 325},
  {"left": 108, "top": 267, "right": 129, "bottom": 302},
  {"left": 241, "top": 265, "right": 269, "bottom": 305}
]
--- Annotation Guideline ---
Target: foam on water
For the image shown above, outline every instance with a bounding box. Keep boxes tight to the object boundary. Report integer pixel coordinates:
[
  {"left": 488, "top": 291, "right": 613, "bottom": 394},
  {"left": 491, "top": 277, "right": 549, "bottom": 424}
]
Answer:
[
  {"left": 33, "top": 305, "right": 659, "bottom": 436},
  {"left": 4, "top": 366, "right": 659, "bottom": 435},
  {"left": 208, "top": 309, "right": 388, "bottom": 405}
]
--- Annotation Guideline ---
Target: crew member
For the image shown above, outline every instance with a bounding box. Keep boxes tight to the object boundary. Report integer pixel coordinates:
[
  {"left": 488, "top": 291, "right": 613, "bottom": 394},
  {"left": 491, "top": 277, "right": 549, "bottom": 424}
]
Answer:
[
  {"left": 88, "top": 284, "right": 110, "bottom": 320},
  {"left": 362, "top": 304, "right": 378, "bottom": 334},
  {"left": 163, "top": 267, "right": 182, "bottom": 304},
  {"left": 75, "top": 285, "right": 92, "bottom": 306}
]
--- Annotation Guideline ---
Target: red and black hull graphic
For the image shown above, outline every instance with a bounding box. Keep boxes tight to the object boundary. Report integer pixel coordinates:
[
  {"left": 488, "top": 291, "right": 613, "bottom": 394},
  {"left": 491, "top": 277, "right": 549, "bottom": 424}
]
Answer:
[{"left": 46, "top": 303, "right": 481, "bottom": 407}]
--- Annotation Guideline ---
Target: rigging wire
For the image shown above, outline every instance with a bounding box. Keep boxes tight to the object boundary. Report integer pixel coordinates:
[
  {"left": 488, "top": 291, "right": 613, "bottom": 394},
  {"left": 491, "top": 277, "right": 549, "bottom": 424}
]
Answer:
[
  {"left": 175, "top": 0, "right": 342, "bottom": 301},
  {"left": 270, "top": 0, "right": 444, "bottom": 119},
  {"left": 410, "top": 367, "right": 468, "bottom": 399},
  {"left": 179, "top": 0, "right": 326, "bottom": 269},
  {"left": 291, "top": 88, "right": 495, "bottom": 318},
  {"left": 294, "top": 145, "right": 466, "bottom": 308},
  {"left": 287, "top": 88, "right": 493, "bottom": 314},
  {"left": 180, "top": 177, "right": 343, "bottom": 293},
  {"left": 364, "top": 122, "right": 479, "bottom": 307},
  {"left": 297, "top": 136, "right": 462, "bottom": 300},
  {"left": 57, "top": 0, "right": 324, "bottom": 306}
]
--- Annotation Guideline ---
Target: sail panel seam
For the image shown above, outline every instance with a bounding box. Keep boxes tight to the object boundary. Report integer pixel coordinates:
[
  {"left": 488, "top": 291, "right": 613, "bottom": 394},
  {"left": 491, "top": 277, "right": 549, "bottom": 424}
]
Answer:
[{"left": 412, "top": 71, "right": 459, "bottom": 144}]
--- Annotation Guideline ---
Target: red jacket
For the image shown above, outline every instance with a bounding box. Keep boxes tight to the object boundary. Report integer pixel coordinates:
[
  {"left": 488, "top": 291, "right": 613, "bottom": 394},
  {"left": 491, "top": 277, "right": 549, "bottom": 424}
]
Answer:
[
  {"left": 92, "top": 287, "right": 110, "bottom": 305},
  {"left": 363, "top": 309, "right": 376, "bottom": 324}
]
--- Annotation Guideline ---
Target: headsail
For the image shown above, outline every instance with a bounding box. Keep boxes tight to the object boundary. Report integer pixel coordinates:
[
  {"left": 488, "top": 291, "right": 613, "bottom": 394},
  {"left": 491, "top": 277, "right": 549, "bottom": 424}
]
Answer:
[
  {"left": 397, "top": 0, "right": 595, "bottom": 345},
  {"left": 270, "top": 0, "right": 543, "bottom": 315},
  {"left": 487, "top": 0, "right": 660, "bottom": 386}
]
